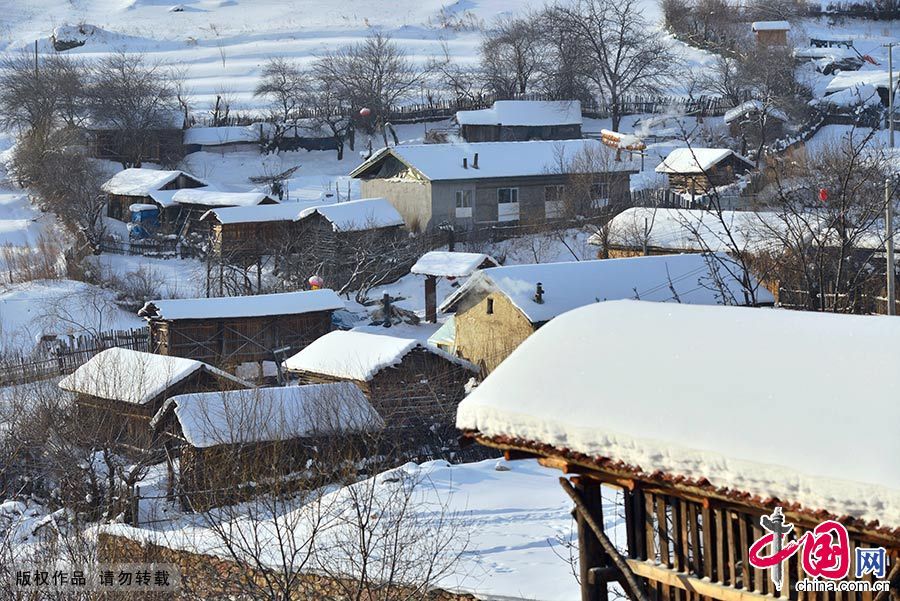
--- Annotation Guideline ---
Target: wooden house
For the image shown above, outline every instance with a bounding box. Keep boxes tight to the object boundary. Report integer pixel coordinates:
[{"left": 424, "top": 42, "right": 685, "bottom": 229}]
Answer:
[
  {"left": 101, "top": 168, "right": 206, "bottom": 223},
  {"left": 410, "top": 251, "right": 499, "bottom": 322},
  {"left": 201, "top": 197, "right": 404, "bottom": 261},
  {"left": 751, "top": 21, "right": 790, "bottom": 47},
  {"left": 283, "top": 330, "right": 477, "bottom": 429},
  {"left": 148, "top": 189, "right": 278, "bottom": 235},
  {"left": 723, "top": 100, "right": 789, "bottom": 142},
  {"left": 150, "top": 383, "right": 382, "bottom": 510},
  {"left": 455, "top": 100, "right": 583, "bottom": 142},
  {"left": 655, "top": 148, "right": 755, "bottom": 195},
  {"left": 457, "top": 300, "right": 900, "bottom": 601},
  {"left": 593, "top": 207, "right": 777, "bottom": 259},
  {"left": 59, "top": 348, "right": 249, "bottom": 452},
  {"left": 439, "top": 254, "right": 773, "bottom": 374},
  {"left": 350, "top": 139, "right": 637, "bottom": 231},
  {"left": 139, "top": 289, "right": 344, "bottom": 368}
]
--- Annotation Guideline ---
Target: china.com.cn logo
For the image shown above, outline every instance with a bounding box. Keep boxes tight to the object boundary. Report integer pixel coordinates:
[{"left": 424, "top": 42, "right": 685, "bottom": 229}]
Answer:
[{"left": 748, "top": 507, "right": 890, "bottom": 593}]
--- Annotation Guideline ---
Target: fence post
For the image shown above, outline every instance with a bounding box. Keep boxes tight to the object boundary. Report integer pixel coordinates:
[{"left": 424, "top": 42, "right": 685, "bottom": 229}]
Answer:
[{"left": 132, "top": 484, "right": 140, "bottom": 527}]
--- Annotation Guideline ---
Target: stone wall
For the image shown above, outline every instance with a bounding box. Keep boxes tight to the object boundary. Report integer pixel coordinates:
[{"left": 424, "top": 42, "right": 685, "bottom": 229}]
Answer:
[{"left": 98, "top": 532, "right": 477, "bottom": 600}]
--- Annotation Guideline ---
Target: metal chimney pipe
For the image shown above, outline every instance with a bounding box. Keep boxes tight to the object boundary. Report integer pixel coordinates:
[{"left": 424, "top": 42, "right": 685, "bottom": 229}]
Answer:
[
  {"left": 463, "top": 157, "right": 468, "bottom": 169},
  {"left": 534, "top": 282, "right": 544, "bottom": 304},
  {"left": 473, "top": 153, "right": 479, "bottom": 168}
]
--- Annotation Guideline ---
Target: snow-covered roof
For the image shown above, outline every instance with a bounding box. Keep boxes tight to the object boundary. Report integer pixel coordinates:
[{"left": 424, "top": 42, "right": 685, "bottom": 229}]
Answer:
[
  {"left": 351, "top": 140, "right": 640, "bottom": 182},
  {"left": 456, "top": 100, "right": 582, "bottom": 127},
  {"left": 826, "top": 69, "right": 899, "bottom": 93},
  {"left": 169, "top": 189, "right": 274, "bottom": 208},
  {"left": 410, "top": 251, "right": 499, "bottom": 278},
  {"left": 597, "top": 207, "right": 781, "bottom": 253},
  {"left": 440, "top": 254, "right": 772, "bottom": 323},
  {"left": 723, "top": 100, "right": 789, "bottom": 124},
  {"left": 821, "top": 84, "right": 882, "bottom": 108},
  {"left": 457, "top": 300, "right": 900, "bottom": 531},
  {"left": 297, "top": 198, "right": 404, "bottom": 232},
  {"left": 655, "top": 147, "right": 752, "bottom": 174},
  {"left": 201, "top": 203, "right": 307, "bottom": 225},
  {"left": 283, "top": 330, "right": 476, "bottom": 381},
  {"left": 58, "top": 348, "right": 246, "bottom": 405},
  {"left": 101, "top": 168, "right": 205, "bottom": 196},
  {"left": 751, "top": 20, "right": 790, "bottom": 31},
  {"left": 183, "top": 124, "right": 265, "bottom": 146},
  {"left": 154, "top": 383, "right": 383, "bottom": 448},
  {"left": 139, "top": 289, "right": 344, "bottom": 321}
]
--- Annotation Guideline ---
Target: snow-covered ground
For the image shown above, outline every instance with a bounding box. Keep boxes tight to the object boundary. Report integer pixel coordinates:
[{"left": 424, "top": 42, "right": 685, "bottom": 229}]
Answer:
[{"left": 103, "top": 457, "right": 626, "bottom": 600}]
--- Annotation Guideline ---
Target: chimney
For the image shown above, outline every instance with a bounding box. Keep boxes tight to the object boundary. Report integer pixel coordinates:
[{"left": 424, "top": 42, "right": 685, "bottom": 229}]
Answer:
[
  {"left": 534, "top": 282, "right": 544, "bottom": 304},
  {"left": 463, "top": 157, "right": 468, "bottom": 169},
  {"left": 473, "top": 153, "right": 479, "bottom": 169}
]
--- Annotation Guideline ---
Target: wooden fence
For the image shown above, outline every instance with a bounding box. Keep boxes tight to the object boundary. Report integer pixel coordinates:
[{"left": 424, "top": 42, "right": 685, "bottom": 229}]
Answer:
[
  {"left": 0, "top": 328, "right": 150, "bottom": 387},
  {"left": 192, "top": 92, "right": 738, "bottom": 129}
]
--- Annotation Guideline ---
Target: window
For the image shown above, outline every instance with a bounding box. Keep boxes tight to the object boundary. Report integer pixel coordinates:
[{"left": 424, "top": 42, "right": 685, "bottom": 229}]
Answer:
[
  {"left": 590, "top": 181, "right": 610, "bottom": 209},
  {"left": 498, "top": 188, "right": 519, "bottom": 204},
  {"left": 544, "top": 185, "right": 566, "bottom": 219},
  {"left": 455, "top": 190, "right": 473, "bottom": 208},
  {"left": 455, "top": 190, "right": 473, "bottom": 219},
  {"left": 486, "top": 298, "right": 494, "bottom": 315}
]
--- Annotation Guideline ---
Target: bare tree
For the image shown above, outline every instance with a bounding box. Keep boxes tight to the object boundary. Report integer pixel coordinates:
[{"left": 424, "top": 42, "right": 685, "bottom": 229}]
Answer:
[
  {"left": 0, "top": 52, "right": 87, "bottom": 134},
  {"left": 305, "top": 74, "right": 354, "bottom": 160},
  {"left": 427, "top": 41, "right": 489, "bottom": 103},
  {"left": 86, "top": 52, "right": 179, "bottom": 167},
  {"left": 313, "top": 32, "right": 425, "bottom": 135},
  {"left": 551, "top": 0, "right": 676, "bottom": 131},
  {"left": 254, "top": 57, "right": 309, "bottom": 123},
  {"left": 480, "top": 14, "right": 545, "bottom": 98}
]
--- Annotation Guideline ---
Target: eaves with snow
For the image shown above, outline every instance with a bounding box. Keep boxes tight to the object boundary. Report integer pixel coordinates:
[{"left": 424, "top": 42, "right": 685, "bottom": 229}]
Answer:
[{"left": 457, "top": 300, "right": 900, "bottom": 535}]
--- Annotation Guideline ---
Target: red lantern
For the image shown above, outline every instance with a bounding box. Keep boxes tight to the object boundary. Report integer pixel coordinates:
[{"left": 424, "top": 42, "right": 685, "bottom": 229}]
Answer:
[
  {"left": 818, "top": 188, "right": 828, "bottom": 203},
  {"left": 308, "top": 275, "right": 324, "bottom": 290},
  {"left": 359, "top": 107, "right": 371, "bottom": 117}
]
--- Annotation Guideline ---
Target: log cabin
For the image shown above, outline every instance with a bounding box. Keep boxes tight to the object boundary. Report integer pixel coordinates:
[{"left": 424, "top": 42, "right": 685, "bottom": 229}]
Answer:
[
  {"left": 410, "top": 251, "right": 500, "bottom": 323},
  {"left": 457, "top": 300, "right": 900, "bottom": 601},
  {"left": 655, "top": 148, "right": 755, "bottom": 195},
  {"left": 101, "top": 168, "right": 207, "bottom": 223},
  {"left": 455, "top": 100, "right": 583, "bottom": 142},
  {"left": 350, "top": 139, "right": 638, "bottom": 232},
  {"left": 751, "top": 20, "right": 791, "bottom": 47},
  {"left": 139, "top": 289, "right": 344, "bottom": 369},
  {"left": 59, "top": 348, "right": 249, "bottom": 452},
  {"left": 150, "top": 382, "right": 382, "bottom": 510},
  {"left": 439, "top": 254, "right": 774, "bottom": 374},
  {"left": 283, "top": 329, "right": 477, "bottom": 430}
]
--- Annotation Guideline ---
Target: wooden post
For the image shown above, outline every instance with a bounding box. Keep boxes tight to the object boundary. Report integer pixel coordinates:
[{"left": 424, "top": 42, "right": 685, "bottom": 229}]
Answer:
[
  {"left": 575, "top": 478, "right": 608, "bottom": 601},
  {"left": 131, "top": 485, "right": 140, "bottom": 527},
  {"left": 424, "top": 275, "right": 437, "bottom": 323}
]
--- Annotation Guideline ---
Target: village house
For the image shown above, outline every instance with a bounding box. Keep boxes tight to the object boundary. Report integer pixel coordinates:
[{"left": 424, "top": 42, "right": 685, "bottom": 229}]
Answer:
[
  {"left": 183, "top": 121, "right": 340, "bottom": 155},
  {"left": 751, "top": 20, "right": 791, "bottom": 47},
  {"left": 145, "top": 189, "right": 279, "bottom": 236},
  {"left": 201, "top": 197, "right": 404, "bottom": 260},
  {"left": 102, "top": 168, "right": 206, "bottom": 223},
  {"left": 150, "top": 383, "right": 382, "bottom": 510},
  {"left": 59, "top": 348, "right": 249, "bottom": 452},
  {"left": 723, "top": 100, "right": 789, "bottom": 144},
  {"left": 439, "top": 254, "right": 774, "bottom": 374},
  {"left": 410, "top": 251, "right": 500, "bottom": 323},
  {"left": 139, "top": 289, "right": 344, "bottom": 368},
  {"left": 87, "top": 110, "right": 186, "bottom": 165},
  {"left": 350, "top": 139, "right": 638, "bottom": 231},
  {"left": 594, "top": 207, "right": 777, "bottom": 258},
  {"left": 283, "top": 329, "right": 477, "bottom": 430},
  {"left": 457, "top": 300, "right": 900, "bottom": 601},
  {"left": 825, "top": 68, "right": 900, "bottom": 107},
  {"left": 454, "top": 100, "right": 583, "bottom": 142},
  {"left": 655, "top": 148, "right": 755, "bottom": 195}
]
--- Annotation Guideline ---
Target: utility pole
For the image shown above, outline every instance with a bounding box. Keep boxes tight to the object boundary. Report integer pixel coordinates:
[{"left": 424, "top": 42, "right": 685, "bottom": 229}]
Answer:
[{"left": 885, "top": 42, "right": 896, "bottom": 314}]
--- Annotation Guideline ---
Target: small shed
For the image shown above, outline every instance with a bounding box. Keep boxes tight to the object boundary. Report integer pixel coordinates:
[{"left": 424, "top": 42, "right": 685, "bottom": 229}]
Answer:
[
  {"left": 153, "top": 189, "right": 279, "bottom": 235},
  {"left": 151, "top": 383, "right": 382, "bottom": 510},
  {"left": 439, "top": 254, "right": 774, "bottom": 374},
  {"left": 59, "top": 348, "right": 249, "bottom": 451},
  {"left": 751, "top": 20, "right": 790, "bottom": 47},
  {"left": 201, "top": 203, "right": 308, "bottom": 258},
  {"left": 455, "top": 100, "right": 583, "bottom": 142},
  {"left": 655, "top": 148, "right": 755, "bottom": 195},
  {"left": 139, "top": 289, "right": 344, "bottom": 368},
  {"left": 457, "top": 300, "right": 900, "bottom": 601},
  {"left": 101, "top": 168, "right": 206, "bottom": 223},
  {"left": 410, "top": 251, "right": 499, "bottom": 322},
  {"left": 283, "top": 330, "right": 477, "bottom": 428},
  {"left": 723, "top": 100, "right": 789, "bottom": 141}
]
